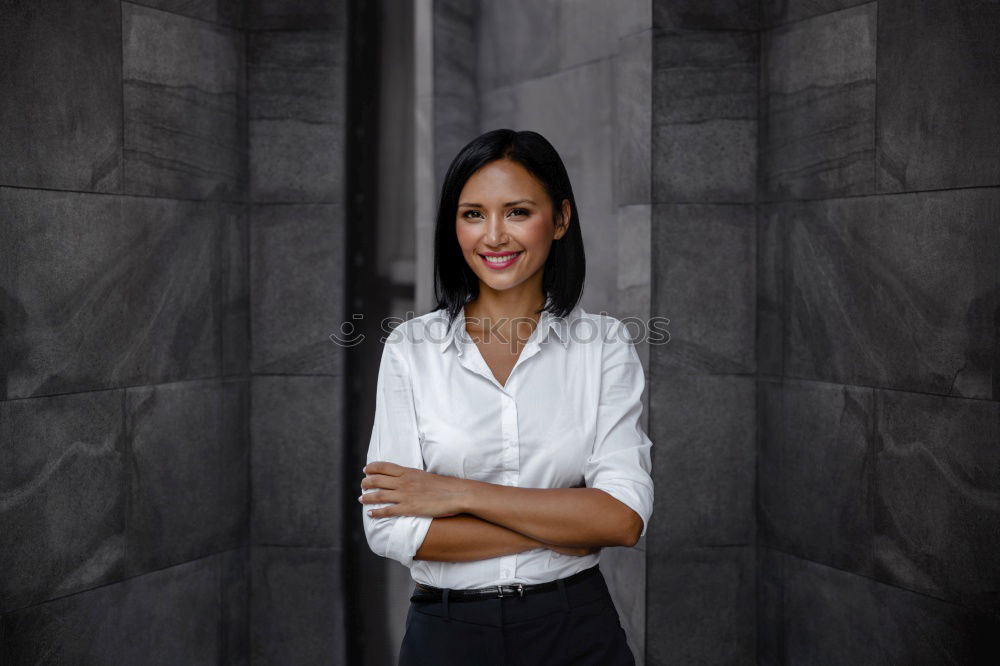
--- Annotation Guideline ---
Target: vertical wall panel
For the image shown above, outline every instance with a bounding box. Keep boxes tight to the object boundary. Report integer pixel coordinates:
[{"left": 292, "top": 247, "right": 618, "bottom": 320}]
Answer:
[
  {"left": 758, "top": 0, "right": 1000, "bottom": 661},
  {"left": 877, "top": 0, "right": 1000, "bottom": 192},
  {"left": 248, "top": 30, "right": 346, "bottom": 203},
  {"left": 122, "top": 2, "right": 246, "bottom": 200},
  {"left": 760, "top": 3, "right": 876, "bottom": 200},
  {"left": 0, "top": 0, "right": 122, "bottom": 192},
  {"left": 652, "top": 29, "right": 757, "bottom": 203}
]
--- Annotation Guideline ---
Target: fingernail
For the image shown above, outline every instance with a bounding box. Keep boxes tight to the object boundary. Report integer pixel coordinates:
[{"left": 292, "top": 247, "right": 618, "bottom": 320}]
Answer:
[
  {"left": 367, "top": 510, "right": 374, "bottom": 517},
  {"left": 357, "top": 495, "right": 363, "bottom": 503}
]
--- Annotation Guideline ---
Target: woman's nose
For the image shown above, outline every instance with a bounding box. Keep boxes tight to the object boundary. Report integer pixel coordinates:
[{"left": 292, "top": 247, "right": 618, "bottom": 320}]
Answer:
[{"left": 483, "top": 215, "right": 507, "bottom": 243}]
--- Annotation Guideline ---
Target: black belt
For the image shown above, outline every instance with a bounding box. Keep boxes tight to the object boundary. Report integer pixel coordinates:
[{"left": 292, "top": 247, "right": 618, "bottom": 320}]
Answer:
[{"left": 411, "top": 564, "right": 601, "bottom": 603}]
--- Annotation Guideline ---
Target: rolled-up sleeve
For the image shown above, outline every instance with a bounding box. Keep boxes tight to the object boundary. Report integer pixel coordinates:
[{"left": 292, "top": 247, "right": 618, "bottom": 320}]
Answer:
[
  {"left": 584, "top": 319, "right": 655, "bottom": 540},
  {"left": 362, "top": 324, "right": 433, "bottom": 568}
]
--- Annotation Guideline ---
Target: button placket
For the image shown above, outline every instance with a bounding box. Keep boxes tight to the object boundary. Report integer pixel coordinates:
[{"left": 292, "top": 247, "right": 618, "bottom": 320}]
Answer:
[{"left": 498, "top": 391, "right": 520, "bottom": 581}]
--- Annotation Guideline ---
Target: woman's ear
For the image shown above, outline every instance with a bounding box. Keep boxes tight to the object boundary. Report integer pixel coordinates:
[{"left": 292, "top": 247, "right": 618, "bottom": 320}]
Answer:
[{"left": 555, "top": 198, "right": 571, "bottom": 239}]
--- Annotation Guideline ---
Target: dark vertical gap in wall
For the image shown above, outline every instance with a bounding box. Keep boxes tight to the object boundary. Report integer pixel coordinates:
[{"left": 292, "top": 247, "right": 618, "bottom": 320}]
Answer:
[
  {"left": 344, "top": 0, "right": 388, "bottom": 664},
  {"left": 753, "top": 3, "right": 763, "bottom": 660},
  {"left": 872, "top": 1, "right": 880, "bottom": 194},
  {"left": 120, "top": 386, "right": 129, "bottom": 590},
  {"left": 241, "top": 5, "right": 253, "bottom": 660},
  {"left": 868, "top": 387, "right": 878, "bottom": 583},
  {"left": 119, "top": 0, "right": 126, "bottom": 194}
]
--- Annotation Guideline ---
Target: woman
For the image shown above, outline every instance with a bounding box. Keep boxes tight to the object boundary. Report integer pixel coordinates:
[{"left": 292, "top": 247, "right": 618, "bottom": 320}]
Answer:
[{"left": 359, "top": 129, "right": 654, "bottom": 666}]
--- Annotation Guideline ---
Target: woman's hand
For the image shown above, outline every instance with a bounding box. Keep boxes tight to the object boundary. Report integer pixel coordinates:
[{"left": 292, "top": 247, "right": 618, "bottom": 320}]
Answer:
[{"left": 360, "top": 461, "right": 468, "bottom": 519}]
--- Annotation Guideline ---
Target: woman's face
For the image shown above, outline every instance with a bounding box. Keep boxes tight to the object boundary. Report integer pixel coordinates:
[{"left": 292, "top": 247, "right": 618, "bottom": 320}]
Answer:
[{"left": 455, "top": 158, "right": 570, "bottom": 297}]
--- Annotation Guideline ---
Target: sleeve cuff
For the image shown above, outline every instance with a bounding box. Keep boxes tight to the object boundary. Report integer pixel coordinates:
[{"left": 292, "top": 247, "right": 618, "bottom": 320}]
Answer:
[
  {"left": 592, "top": 480, "right": 653, "bottom": 540},
  {"left": 386, "top": 515, "right": 434, "bottom": 567}
]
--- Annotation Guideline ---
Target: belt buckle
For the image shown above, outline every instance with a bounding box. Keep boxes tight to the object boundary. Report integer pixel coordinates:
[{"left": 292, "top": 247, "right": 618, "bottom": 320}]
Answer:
[{"left": 495, "top": 583, "right": 525, "bottom": 599}]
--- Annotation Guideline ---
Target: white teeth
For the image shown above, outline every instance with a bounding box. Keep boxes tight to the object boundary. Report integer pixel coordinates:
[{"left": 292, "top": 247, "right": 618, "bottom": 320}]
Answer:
[{"left": 483, "top": 252, "right": 521, "bottom": 264}]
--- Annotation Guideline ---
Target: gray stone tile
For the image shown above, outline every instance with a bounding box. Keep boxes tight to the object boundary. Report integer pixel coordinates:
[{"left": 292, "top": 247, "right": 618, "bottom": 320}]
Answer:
[
  {"left": 249, "top": 30, "right": 346, "bottom": 203},
  {"left": 125, "top": 379, "right": 248, "bottom": 576},
  {"left": 617, "top": 285, "right": 653, "bottom": 370},
  {"left": 653, "top": 29, "right": 757, "bottom": 203},
  {"left": 617, "top": 204, "right": 652, "bottom": 360},
  {"left": 771, "top": 550, "right": 1000, "bottom": 664},
  {"left": 874, "top": 389, "right": 1000, "bottom": 613},
  {"left": 617, "top": 205, "right": 651, "bottom": 295},
  {"left": 756, "top": 546, "right": 784, "bottom": 666},
  {"left": 557, "top": 0, "right": 619, "bottom": 71},
  {"left": 758, "top": 379, "right": 875, "bottom": 575},
  {"left": 0, "top": 390, "right": 125, "bottom": 614},
  {"left": 117, "top": 196, "right": 227, "bottom": 385},
  {"left": 617, "top": 0, "right": 652, "bottom": 37},
  {"left": 0, "top": 554, "right": 225, "bottom": 664},
  {"left": 758, "top": 205, "right": 783, "bottom": 375},
  {"left": 0, "top": 189, "right": 230, "bottom": 398},
  {"left": 223, "top": 204, "right": 250, "bottom": 377},
  {"left": 876, "top": 575, "right": 1000, "bottom": 665},
  {"left": 760, "top": 3, "right": 876, "bottom": 201},
  {"left": 780, "top": 190, "right": 1000, "bottom": 399},
  {"left": 477, "top": 0, "right": 560, "bottom": 92},
  {"left": 763, "top": 0, "right": 871, "bottom": 27},
  {"left": 647, "top": 373, "right": 756, "bottom": 548},
  {"left": 651, "top": 204, "right": 756, "bottom": 373},
  {"left": 250, "top": 204, "right": 346, "bottom": 375},
  {"left": 877, "top": 0, "right": 1000, "bottom": 192},
  {"left": 245, "top": 0, "right": 347, "bottom": 30},
  {"left": 123, "top": 2, "right": 246, "bottom": 200},
  {"left": 0, "top": 0, "right": 121, "bottom": 192},
  {"left": 780, "top": 551, "right": 884, "bottom": 664},
  {"left": 250, "top": 546, "right": 346, "bottom": 664},
  {"left": 128, "top": 0, "right": 243, "bottom": 25},
  {"left": 221, "top": 546, "right": 249, "bottom": 665},
  {"left": 616, "top": 29, "right": 653, "bottom": 206},
  {"left": 653, "top": 0, "right": 759, "bottom": 29},
  {"left": 221, "top": 379, "right": 251, "bottom": 547},
  {"left": 647, "top": 545, "right": 756, "bottom": 664},
  {"left": 434, "top": 0, "right": 480, "bottom": 188},
  {"left": 251, "top": 376, "right": 344, "bottom": 546}
]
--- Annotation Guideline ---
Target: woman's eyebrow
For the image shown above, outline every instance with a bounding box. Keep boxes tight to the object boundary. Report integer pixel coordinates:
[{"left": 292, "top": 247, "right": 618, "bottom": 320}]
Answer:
[{"left": 458, "top": 199, "right": 536, "bottom": 208}]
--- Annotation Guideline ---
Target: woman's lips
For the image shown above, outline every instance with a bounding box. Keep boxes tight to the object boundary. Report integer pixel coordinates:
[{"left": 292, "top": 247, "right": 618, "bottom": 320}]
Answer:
[{"left": 479, "top": 251, "right": 523, "bottom": 269}]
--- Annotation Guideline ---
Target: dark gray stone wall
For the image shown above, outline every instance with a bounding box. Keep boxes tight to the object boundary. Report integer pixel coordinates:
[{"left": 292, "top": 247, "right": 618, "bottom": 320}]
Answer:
[
  {"left": 649, "top": 2, "right": 759, "bottom": 664},
  {"left": 756, "top": 0, "right": 1000, "bottom": 663},
  {"left": 245, "top": 1, "right": 348, "bottom": 664},
  {"left": 651, "top": 0, "right": 1000, "bottom": 663},
  {"left": 1, "top": 0, "right": 349, "bottom": 663},
  {"left": 0, "top": 1, "right": 250, "bottom": 663}
]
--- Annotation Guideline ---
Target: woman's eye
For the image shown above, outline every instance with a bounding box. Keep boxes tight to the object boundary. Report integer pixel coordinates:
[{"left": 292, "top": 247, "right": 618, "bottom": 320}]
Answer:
[{"left": 461, "top": 208, "right": 529, "bottom": 219}]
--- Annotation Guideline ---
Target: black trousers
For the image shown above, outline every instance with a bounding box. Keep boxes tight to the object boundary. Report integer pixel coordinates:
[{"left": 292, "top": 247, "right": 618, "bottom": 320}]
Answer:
[{"left": 397, "top": 565, "right": 636, "bottom": 666}]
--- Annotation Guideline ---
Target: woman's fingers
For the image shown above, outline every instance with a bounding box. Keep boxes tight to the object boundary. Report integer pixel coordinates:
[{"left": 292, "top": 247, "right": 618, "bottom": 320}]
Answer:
[
  {"left": 359, "top": 489, "right": 401, "bottom": 503},
  {"left": 361, "top": 490, "right": 405, "bottom": 518},
  {"left": 360, "top": 472, "right": 398, "bottom": 491},
  {"left": 362, "top": 460, "right": 405, "bottom": 476}
]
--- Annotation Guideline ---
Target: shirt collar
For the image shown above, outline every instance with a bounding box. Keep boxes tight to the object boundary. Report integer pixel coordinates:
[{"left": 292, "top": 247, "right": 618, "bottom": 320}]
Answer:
[{"left": 437, "top": 304, "right": 579, "bottom": 355}]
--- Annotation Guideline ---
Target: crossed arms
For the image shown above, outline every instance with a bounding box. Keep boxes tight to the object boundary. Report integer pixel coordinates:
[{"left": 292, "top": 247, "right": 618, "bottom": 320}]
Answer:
[{"left": 359, "top": 461, "right": 643, "bottom": 562}]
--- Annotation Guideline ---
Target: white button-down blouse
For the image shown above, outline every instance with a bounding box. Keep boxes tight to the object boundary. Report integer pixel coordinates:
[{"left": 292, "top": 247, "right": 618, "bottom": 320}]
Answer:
[{"left": 361, "top": 303, "right": 654, "bottom": 589}]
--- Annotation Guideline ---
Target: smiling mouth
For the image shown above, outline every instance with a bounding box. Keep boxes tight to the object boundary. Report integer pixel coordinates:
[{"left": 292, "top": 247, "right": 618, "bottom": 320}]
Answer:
[{"left": 479, "top": 251, "right": 523, "bottom": 268}]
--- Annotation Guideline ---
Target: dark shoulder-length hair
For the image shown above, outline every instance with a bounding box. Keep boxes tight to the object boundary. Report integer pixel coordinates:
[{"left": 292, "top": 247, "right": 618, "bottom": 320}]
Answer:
[{"left": 432, "top": 129, "right": 586, "bottom": 327}]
